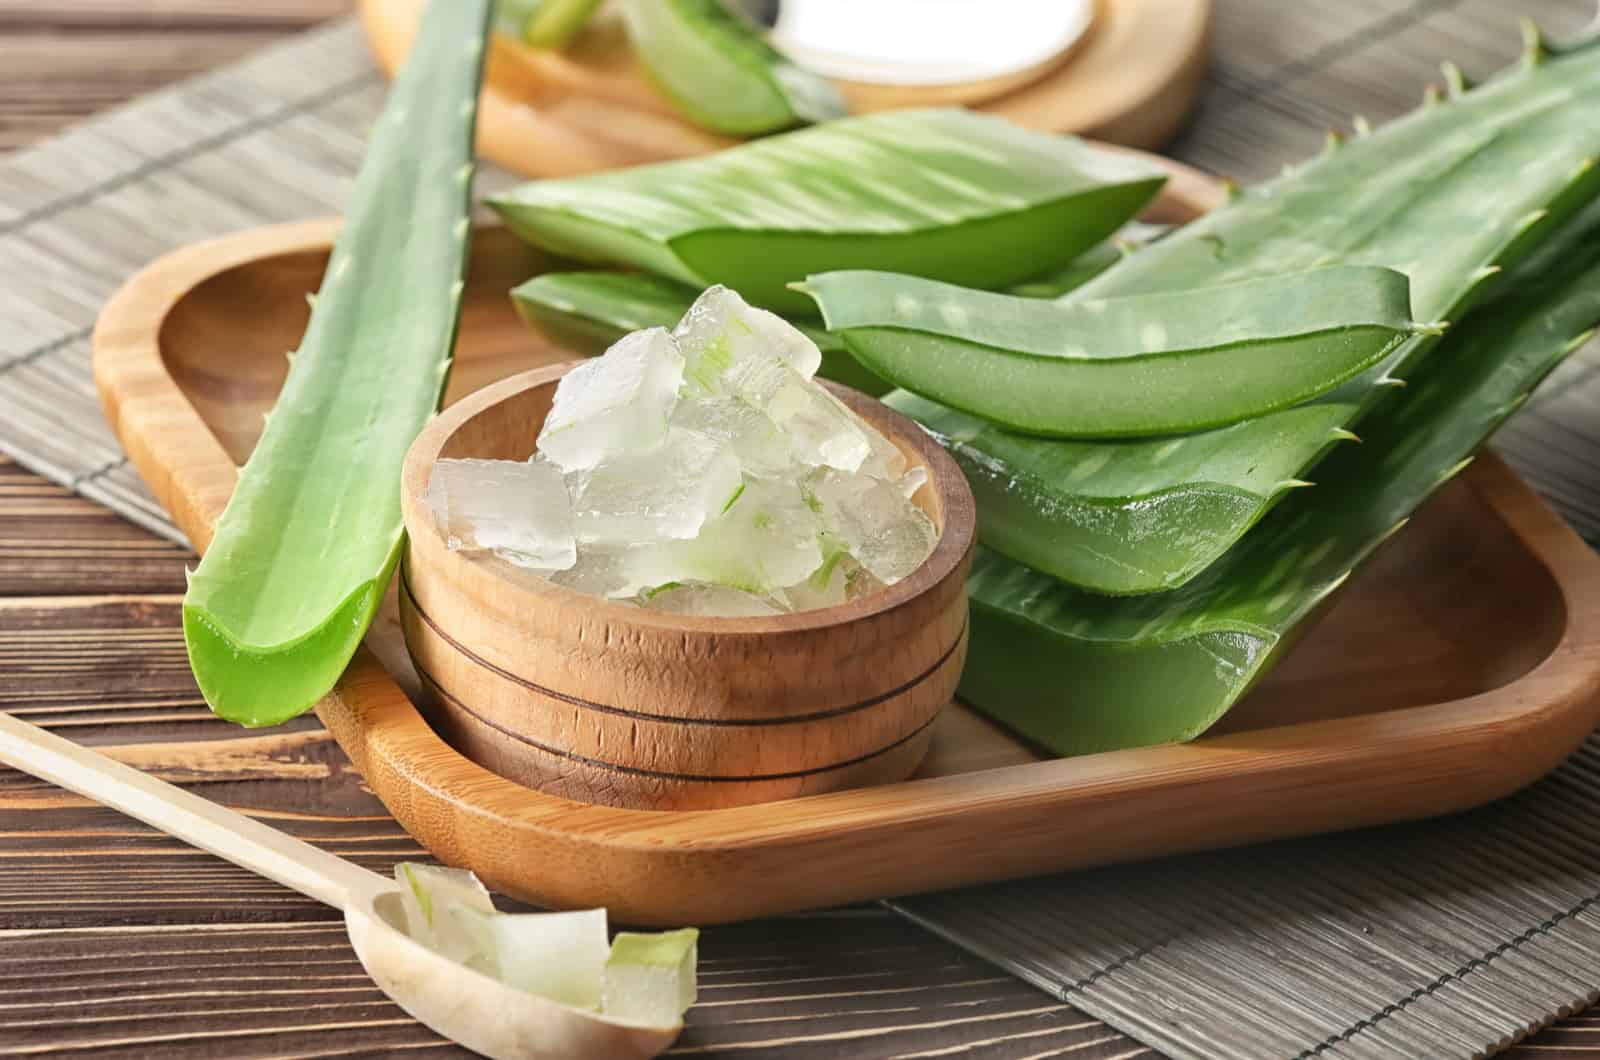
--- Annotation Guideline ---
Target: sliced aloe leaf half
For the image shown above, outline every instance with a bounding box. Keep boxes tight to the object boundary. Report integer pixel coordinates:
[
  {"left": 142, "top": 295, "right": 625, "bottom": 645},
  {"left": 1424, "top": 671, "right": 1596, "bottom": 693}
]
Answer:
[{"left": 802, "top": 266, "right": 1434, "bottom": 438}]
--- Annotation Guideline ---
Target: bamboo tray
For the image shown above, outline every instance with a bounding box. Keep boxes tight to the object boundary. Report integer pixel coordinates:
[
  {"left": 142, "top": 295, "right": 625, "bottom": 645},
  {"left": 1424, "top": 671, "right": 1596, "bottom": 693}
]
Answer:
[
  {"left": 359, "top": 0, "right": 1213, "bottom": 175},
  {"left": 92, "top": 165, "right": 1600, "bottom": 925}
]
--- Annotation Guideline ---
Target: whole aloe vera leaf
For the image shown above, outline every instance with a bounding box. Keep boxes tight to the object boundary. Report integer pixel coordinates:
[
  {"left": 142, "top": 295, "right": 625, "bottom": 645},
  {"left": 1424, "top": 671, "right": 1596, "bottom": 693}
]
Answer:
[
  {"left": 962, "top": 194, "right": 1600, "bottom": 757},
  {"left": 487, "top": 109, "right": 1166, "bottom": 313},
  {"left": 895, "top": 35, "right": 1600, "bottom": 592},
  {"left": 886, "top": 391, "right": 1356, "bottom": 595},
  {"left": 182, "top": 0, "right": 489, "bottom": 728},
  {"left": 619, "top": 0, "right": 844, "bottom": 135},
  {"left": 801, "top": 266, "right": 1432, "bottom": 438}
]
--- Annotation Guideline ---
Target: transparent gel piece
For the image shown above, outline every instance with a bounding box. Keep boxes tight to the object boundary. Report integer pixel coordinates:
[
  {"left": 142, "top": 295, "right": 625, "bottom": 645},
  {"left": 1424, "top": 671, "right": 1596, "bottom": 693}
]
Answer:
[
  {"left": 669, "top": 394, "right": 794, "bottom": 478},
  {"left": 537, "top": 327, "right": 684, "bottom": 471},
  {"left": 674, "top": 285, "right": 822, "bottom": 386},
  {"left": 840, "top": 394, "right": 908, "bottom": 481},
  {"left": 779, "top": 547, "right": 852, "bottom": 611},
  {"left": 550, "top": 544, "right": 652, "bottom": 599},
  {"left": 898, "top": 465, "right": 929, "bottom": 499},
  {"left": 468, "top": 907, "right": 609, "bottom": 1011},
  {"left": 567, "top": 428, "right": 743, "bottom": 546},
  {"left": 633, "top": 476, "right": 825, "bottom": 595},
  {"left": 425, "top": 457, "right": 577, "bottom": 571},
  {"left": 767, "top": 377, "right": 871, "bottom": 472},
  {"left": 394, "top": 862, "right": 497, "bottom": 971},
  {"left": 806, "top": 468, "right": 937, "bottom": 585},
  {"left": 604, "top": 928, "right": 699, "bottom": 1027}
]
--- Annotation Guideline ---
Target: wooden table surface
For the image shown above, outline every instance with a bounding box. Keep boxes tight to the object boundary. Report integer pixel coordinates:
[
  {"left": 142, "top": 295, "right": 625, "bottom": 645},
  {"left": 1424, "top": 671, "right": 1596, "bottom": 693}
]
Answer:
[{"left": 1, "top": 3, "right": 1597, "bottom": 1058}]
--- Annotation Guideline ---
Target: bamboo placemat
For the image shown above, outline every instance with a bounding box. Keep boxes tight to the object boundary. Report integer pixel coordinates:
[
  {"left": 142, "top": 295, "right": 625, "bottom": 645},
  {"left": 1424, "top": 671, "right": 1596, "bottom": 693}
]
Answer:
[{"left": 3, "top": 5, "right": 1600, "bottom": 1058}]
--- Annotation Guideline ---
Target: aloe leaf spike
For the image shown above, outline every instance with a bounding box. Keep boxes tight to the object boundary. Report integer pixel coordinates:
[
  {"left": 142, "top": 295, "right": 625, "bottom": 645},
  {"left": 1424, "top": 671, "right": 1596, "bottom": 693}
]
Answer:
[{"left": 181, "top": 0, "right": 491, "bottom": 727}]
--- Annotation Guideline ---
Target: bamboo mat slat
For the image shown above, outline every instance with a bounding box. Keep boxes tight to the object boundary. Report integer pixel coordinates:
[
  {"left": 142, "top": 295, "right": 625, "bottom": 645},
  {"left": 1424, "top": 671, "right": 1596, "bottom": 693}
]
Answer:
[{"left": 5, "top": 5, "right": 1600, "bottom": 1059}]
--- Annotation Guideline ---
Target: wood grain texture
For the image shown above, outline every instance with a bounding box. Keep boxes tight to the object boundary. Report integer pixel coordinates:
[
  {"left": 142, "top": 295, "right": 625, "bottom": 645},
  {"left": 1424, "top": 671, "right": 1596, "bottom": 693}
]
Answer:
[
  {"left": 0, "top": 1, "right": 355, "bottom": 151},
  {"left": 3, "top": 0, "right": 1597, "bottom": 1055},
  {"left": 0, "top": 10, "right": 1141, "bottom": 1058},
  {"left": 0, "top": 453, "right": 1155, "bottom": 1058}
]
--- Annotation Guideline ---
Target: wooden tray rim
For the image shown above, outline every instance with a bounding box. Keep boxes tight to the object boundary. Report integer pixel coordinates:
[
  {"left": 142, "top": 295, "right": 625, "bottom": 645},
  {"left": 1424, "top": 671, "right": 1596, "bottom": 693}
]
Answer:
[{"left": 91, "top": 216, "right": 1600, "bottom": 923}]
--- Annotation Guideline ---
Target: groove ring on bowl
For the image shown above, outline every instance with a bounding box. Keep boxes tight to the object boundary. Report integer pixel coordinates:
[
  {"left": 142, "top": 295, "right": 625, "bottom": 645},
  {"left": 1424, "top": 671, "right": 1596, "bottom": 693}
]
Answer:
[{"left": 398, "top": 363, "right": 978, "bottom": 810}]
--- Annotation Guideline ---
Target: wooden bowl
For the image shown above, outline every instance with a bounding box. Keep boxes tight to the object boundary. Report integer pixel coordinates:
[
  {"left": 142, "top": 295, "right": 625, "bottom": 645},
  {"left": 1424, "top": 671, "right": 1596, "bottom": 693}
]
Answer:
[{"left": 397, "top": 365, "right": 976, "bottom": 811}]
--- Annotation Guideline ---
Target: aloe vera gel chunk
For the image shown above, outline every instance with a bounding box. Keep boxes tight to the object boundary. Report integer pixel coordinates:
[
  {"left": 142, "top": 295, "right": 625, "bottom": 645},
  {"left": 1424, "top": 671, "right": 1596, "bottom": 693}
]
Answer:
[
  {"left": 489, "top": 108, "right": 1166, "bottom": 312},
  {"left": 605, "top": 929, "right": 700, "bottom": 1027},
  {"left": 392, "top": 864, "right": 698, "bottom": 1025},
  {"left": 434, "top": 287, "right": 933, "bottom": 614}
]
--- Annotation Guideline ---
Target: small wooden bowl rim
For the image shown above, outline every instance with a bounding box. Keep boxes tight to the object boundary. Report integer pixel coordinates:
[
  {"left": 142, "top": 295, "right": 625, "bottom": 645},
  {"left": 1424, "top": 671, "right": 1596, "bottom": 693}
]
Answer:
[{"left": 400, "top": 362, "right": 977, "bottom": 637}]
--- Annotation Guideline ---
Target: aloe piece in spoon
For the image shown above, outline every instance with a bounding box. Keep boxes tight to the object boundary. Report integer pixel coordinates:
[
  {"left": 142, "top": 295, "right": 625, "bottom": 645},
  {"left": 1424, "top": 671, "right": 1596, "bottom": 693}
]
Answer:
[
  {"left": 181, "top": 0, "right": 489, "bottom": 727},
  {"left": 488, "top": 108, "right": 1167, "bottom": 313},
  {"left": 961, "top": 193, "right": 1600, "bottom": 756},
  {"left": 802, "top": 266, "right": 1434, "bottom": 438},
  {"left": 619, "top": 0, "right": 844, "bottom": 135}
]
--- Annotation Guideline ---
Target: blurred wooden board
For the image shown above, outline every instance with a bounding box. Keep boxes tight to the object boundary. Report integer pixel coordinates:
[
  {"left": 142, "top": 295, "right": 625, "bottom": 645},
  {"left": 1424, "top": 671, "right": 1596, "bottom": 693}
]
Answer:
[{"left": 359, "top": 0, "right": 1213, "bottom": 178}]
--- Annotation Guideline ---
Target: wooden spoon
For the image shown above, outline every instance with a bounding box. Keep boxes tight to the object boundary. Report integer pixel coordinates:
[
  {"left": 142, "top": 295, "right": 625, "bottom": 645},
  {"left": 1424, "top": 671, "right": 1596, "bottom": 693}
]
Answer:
[{"left": 0, "top": 712, "right": 680, "bottom": 1060}]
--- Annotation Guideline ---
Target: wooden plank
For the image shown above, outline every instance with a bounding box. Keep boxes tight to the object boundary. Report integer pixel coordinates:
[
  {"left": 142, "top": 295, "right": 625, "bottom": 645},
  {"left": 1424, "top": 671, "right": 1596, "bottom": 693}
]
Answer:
[
  {"left": 0, "top": 452, "right": 1147, "bottom": 1057},
  {"left": 0, "top": 457, "right": 187, "bottom": 595},
  {"left": 0, "top": 2, "right": 352, "bottom": 151}
]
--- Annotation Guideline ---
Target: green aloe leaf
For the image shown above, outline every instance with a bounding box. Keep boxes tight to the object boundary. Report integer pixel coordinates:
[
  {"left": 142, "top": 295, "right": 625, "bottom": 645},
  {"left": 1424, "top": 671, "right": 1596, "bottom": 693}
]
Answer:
[
  {"left": 507, "top": 225, "right": 1166, "bottom": 399},
  {"left": 902, "top": 35, "right": 1600, "bottom": 592},
  {"left": 886, "top": 391, "right": 1357, "bottom": 595},
  {"left": 619, "top": 0, "right": 844, "bottom": 135},
  {"left": 496, "top": 0, "right": 604, "bottom": 48},
  {"left": 487, "top": 108, "right": 1167, "bottom": 313},
  {"left": 181, "top": 0, "right": 490, "bottom": 727},
  {"left": 962, "top": 193, "right": 1600, "bottom": 756},
  {"left": 801, "top": 266, "right": 1434, "bottom": 438}
]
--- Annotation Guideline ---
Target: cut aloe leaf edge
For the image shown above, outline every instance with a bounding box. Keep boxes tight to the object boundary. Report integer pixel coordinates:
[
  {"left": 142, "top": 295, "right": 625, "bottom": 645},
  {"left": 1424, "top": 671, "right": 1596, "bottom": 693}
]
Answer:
[{"left": 182, "top": 0, "right": 490, "bottom": 727}]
